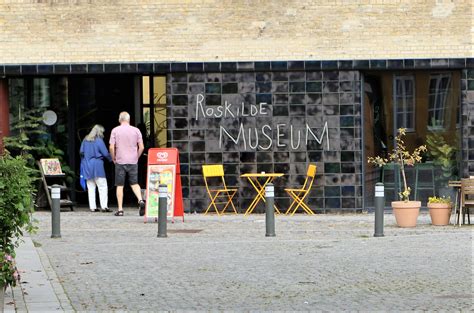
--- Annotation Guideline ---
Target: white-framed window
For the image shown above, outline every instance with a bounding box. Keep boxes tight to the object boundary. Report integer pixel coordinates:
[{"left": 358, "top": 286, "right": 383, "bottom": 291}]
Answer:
[
  {"left": 394, "top": 75, "right": 415, "bottom": 131},
  {"left": 427, "top": 73, "right": 451, "bottom": 130}
]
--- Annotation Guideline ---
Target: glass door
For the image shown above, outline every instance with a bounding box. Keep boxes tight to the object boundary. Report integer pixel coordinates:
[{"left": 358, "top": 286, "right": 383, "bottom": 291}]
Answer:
[{"left": 141, "top": 76, "right": 167, "bottom": 149}]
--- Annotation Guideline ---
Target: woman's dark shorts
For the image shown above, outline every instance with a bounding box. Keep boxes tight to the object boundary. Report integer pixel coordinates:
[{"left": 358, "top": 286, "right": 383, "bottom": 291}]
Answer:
[{"left": 115, "top": 164, "right": 139, "bottom": 186}]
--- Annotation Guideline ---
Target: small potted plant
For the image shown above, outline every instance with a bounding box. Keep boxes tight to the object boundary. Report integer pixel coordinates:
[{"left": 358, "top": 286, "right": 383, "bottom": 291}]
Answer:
[
  {"left": 427, "top": 196, "right": 452, "bottom": 226},
  {"left": 426, "top": 133, "right": 458, "bottom": 198},
  {"left": 368, "top": 128, "right": 427, "bottom": 227}
]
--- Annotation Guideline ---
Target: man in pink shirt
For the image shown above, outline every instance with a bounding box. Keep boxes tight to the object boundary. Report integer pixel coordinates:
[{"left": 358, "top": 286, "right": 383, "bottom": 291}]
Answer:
[{"left": 109, "top": 111, "right": 146, "bottom": 216}]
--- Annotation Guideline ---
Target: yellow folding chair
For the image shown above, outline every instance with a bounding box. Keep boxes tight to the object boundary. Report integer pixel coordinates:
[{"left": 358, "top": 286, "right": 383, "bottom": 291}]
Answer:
[
  {"left": 202, "top": 165, "right": 238, "bottom": 215},
  {"left": 285, "top": 164, "right": 317, "bottom": 215}
]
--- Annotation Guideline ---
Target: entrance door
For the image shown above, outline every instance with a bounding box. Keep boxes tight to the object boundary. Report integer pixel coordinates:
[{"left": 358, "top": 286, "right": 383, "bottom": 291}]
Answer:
[
  {"left": 69, "top": 75, "right": 136, "bottom": 206},
  {"left": 364, "top": 75, "right": 390, "bottom": 208}
]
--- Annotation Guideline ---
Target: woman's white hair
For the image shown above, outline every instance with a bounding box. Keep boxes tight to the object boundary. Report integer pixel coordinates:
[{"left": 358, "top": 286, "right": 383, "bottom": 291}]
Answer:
[
  {"left": 119, "top": 111, "right": 130, "bottom": 123},
  {"left": 85, "top": 124, "right": 105, "bottom": 141}
]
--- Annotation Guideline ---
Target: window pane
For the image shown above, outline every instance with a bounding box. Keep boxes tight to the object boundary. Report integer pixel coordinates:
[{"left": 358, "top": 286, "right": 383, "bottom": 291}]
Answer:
[
  {"left": 8, "top": 79, "right": 25, "bottom": 136},
  {"left": 32, "top": 78, "right": 50, "bottom": 109},
  {"left": 427, "top": 74, "right": 451, "bottom": 130},
  {"left": 394, "top": 75, "right": 415, "bottom": 131},
  {"left": 405, "top": 80, "right": 413, "bottom": 95}
]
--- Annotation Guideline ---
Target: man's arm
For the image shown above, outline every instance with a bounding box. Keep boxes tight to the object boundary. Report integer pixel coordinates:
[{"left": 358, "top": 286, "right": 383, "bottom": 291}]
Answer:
[
  {"left": 137, "top": 141, "right": 144, "bottom": 158},
  {"left": 109, "top": 144, "right": 116, "bottom": 163},
  {"left": 109, "top": 129, "right": 116, "bottom": 163}
]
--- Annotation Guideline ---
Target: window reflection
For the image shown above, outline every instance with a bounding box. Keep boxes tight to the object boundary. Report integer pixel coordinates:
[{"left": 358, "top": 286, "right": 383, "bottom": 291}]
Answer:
[
  {"left": 428, "top": 73, "right": 451, "bottom": 130},
  {"left": 8, "top": 79, "right": 25, "bottom": 135},
  {"left": 8, "top": 77, "right": 69, "bottom": 161},
  {"left": 32, "top": 78, "right": 50, "bottom": 109},
  {"left": 365, "top": 71, "right": 461, "bottom": 208},
  {"left": 141, "top": 76, "right": 167, "bottom": 148},
  {"left": 394, "top": 75, "right": 415, "bottom": 131}
]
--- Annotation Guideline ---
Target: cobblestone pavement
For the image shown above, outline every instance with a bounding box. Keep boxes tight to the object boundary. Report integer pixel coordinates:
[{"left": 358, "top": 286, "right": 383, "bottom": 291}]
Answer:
[{"left": 29, "top": 209, "right": 473, "bottom": 312}]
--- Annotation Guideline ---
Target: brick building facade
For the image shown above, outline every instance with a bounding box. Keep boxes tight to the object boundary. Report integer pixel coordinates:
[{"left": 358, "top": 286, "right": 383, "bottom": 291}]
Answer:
[{"left": 0, "top": 1, "right": 471, "bottom": 63}]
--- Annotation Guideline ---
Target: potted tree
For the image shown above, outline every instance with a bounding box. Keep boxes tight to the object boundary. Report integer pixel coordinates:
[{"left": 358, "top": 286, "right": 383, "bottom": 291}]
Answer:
[
  {"left": 368, "top": 128, "right": 427, "bottom": 227},
  {"left": 427, "top": 196, "right": 452, "bottom": 226},
  {"left": 0, "top": 153, "right": 37, "bottom": 311}
]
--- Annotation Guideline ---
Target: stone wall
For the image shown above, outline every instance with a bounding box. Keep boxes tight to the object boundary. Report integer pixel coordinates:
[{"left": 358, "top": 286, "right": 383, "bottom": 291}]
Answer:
[{"left": 0, "top": 0, "right": 471, "bottom": 64}]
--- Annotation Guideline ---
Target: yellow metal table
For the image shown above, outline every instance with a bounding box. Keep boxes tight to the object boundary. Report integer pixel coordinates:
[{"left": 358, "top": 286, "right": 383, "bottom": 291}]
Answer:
[{"left": 241, "top": 173, "right": 284, "bottom": 216}]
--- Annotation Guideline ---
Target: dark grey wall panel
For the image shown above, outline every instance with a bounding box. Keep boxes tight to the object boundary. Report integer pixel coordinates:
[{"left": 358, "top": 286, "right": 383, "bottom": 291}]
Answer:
[
  {"left": 167, "top": 70, "right": 363, "bottom": 213},
  {"left": 462, "top": 69, "right": 474, "bottom": 176}
]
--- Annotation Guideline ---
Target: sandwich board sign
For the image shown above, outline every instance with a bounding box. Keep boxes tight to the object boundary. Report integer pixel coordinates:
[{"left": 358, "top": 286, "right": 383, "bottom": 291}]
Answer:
[{"left": 145, "top": 148, "right": 184, "bottom": 222}]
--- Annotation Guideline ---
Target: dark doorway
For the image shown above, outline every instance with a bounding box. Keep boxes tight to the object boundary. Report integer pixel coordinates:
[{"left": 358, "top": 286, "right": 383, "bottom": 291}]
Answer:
[
  {"left": 364, "top": 75, "right": 389, "bottom": 209},
  {"left": 69, "top": 75, "right": 138, "bottom": 207}
]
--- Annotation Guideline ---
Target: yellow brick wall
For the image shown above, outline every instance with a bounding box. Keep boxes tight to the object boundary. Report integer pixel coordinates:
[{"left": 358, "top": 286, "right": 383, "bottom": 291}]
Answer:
[{"left": 0, "top": 0, "right": 471, "bottom": 64}]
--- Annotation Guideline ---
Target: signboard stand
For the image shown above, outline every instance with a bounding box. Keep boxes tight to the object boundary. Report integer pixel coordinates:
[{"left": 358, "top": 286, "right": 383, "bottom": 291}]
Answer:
[
  {"left": 37, "top": 158, "right": 74, "bottom": 211},
  {"left": 145, "top": 148, "right": 184, "bottom": 223}
]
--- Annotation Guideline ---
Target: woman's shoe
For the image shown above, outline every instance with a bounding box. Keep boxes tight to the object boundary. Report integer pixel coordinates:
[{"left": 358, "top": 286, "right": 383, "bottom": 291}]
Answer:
[
  {"left": 114, "top": 210, "right": 124, "bottom": 216},
  {"left": 102, "top": 208, "right": 112, "bottom": 212}
]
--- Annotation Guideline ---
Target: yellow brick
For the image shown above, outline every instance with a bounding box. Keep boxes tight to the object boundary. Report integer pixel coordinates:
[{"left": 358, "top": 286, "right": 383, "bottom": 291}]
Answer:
[{"left": 0, "top": 0, "right": 471, "bottom": 63}]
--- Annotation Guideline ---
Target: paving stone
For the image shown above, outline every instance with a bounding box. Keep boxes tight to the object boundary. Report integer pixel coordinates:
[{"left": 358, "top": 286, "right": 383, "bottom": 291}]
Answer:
[{"left": 17, "top": 210, "right": 474, "bottom": 311}]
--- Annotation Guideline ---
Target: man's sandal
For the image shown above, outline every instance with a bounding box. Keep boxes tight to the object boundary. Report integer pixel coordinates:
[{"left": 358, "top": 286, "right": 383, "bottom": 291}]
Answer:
[{"left": 114, "top": 210, "right": 124, "bottom": 216}]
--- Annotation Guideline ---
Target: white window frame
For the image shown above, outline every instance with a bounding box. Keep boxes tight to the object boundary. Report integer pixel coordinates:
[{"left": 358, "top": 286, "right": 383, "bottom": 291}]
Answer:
[
  {"left": 394, "top": 75, "right": 416, "bottom": 132},
  {"left": 427, "top": 73, "right": 451, "bottom": 131}
]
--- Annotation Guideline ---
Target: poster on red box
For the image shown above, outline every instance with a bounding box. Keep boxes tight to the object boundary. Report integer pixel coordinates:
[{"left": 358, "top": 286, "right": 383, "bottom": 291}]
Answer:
[
  {"left": 146, "top": 164, "right": 175, "bottom": 218},
  {"left": 145, "top": 148, "right": 184, "bottom": 222}
]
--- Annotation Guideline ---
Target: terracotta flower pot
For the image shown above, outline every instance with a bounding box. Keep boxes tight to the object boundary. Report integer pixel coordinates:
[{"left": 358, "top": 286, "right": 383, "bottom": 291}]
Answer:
[
  {"left": 391, "top": 201, "right": 421, "bottom": 227},
  {"left": 428, "top": 203, "right": 452, "bottom": 226}
]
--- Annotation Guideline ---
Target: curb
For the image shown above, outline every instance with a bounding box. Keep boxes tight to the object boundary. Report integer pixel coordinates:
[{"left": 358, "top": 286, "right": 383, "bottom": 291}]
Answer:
[{"left": 4, "top": 237, "right": 74, "bottom": 312}]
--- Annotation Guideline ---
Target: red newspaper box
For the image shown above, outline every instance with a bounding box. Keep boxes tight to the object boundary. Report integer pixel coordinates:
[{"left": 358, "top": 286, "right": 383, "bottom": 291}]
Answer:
[{"left": 145, "top": 148, "right": 184, "bottom": 222}]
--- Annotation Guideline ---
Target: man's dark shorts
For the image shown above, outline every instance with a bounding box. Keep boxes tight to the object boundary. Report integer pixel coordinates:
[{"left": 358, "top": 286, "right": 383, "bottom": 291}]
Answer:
[{"left": 115, "top": 164, "right": 138, "bottom": 186}]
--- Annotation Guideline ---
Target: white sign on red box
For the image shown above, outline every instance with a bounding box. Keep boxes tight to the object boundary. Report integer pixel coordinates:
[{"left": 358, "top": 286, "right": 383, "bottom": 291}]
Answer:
[{"left": 157, "top": 152, "right": 168, "bottom": 161}]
